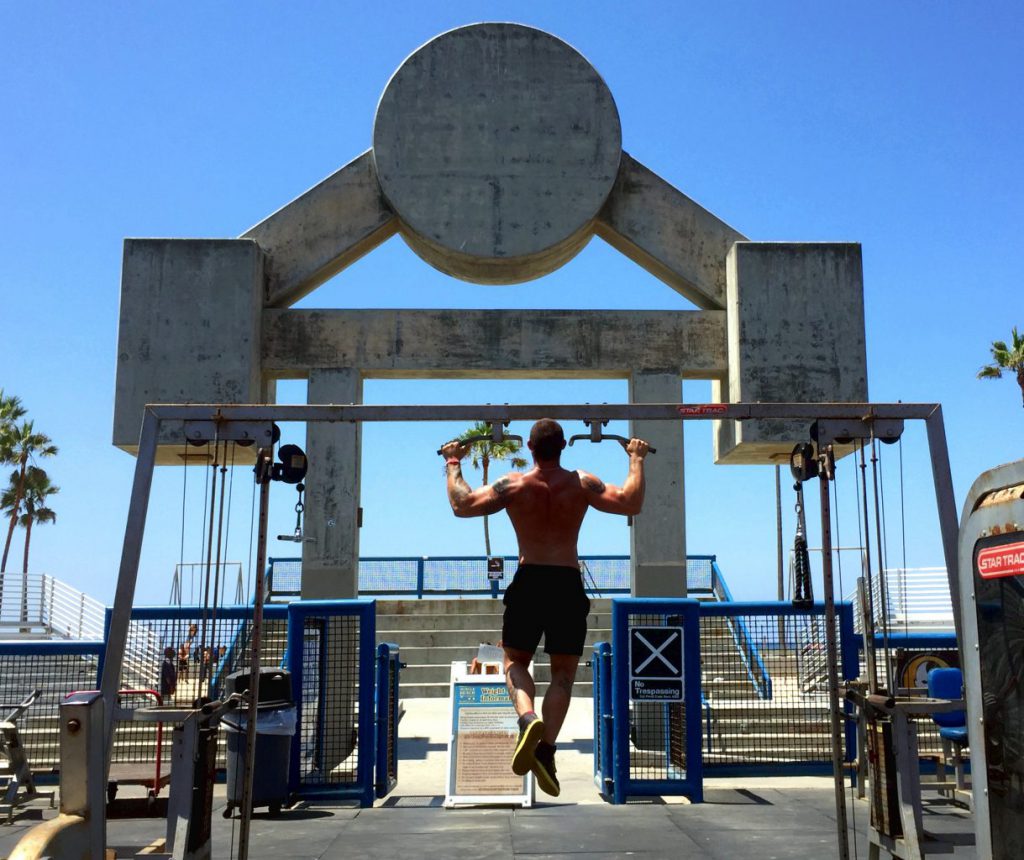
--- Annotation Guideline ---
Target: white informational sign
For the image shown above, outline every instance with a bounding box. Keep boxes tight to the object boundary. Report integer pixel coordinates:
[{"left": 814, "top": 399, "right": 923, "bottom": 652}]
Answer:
[
  {"left": 629, "top": 626, "right": 684, "bottom": 702},
  {"left": 444, "top": 662, "right": 534, "bottom": 808}
]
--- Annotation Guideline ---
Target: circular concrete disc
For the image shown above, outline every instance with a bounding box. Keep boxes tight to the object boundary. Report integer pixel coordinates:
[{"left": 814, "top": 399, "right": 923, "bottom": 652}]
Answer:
[{"left": 373, "top": 23, "right": 622, "bottom": 284}]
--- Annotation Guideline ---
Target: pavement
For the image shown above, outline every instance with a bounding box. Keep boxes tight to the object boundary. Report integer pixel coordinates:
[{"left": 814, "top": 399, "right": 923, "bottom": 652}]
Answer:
[{"left": 0, "top": 698, "right": 977, "bottom": 859}]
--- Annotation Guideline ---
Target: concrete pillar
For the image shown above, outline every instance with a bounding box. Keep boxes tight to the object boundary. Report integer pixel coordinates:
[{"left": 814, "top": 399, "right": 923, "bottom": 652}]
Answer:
[
  {"left": 628, "top": 373, "right": 687, "bottom": 597},
  {"left": 300, "top": 369, "right": 362, "bottom": 771},
  {"left": 302, "top": 368, "right": 362, "bottom": 599}
]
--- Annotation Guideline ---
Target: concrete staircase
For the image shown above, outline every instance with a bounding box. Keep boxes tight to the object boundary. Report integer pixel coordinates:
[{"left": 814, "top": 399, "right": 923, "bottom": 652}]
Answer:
[{"left": 377, "top": 598, "right": 613, "bottom": 698}]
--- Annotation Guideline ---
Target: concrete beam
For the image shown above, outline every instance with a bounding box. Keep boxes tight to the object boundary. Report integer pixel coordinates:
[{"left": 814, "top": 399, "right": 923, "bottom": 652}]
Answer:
[
  {"left": 261, "top": 308, "right": 727, "bottom": 379},
  {"left": 595, "top": 152, "right": 745, "bottom": 311},
  {"left": 242, "top": 151, "right": 397, "bottom": 309},
  {"left": 714, "top": 242, "right": 869, "bottom": 464}
]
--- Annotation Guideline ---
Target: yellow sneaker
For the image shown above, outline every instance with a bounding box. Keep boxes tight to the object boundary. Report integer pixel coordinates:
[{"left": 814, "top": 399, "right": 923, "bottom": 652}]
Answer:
[
  {"left": 532, "top": 741, "right": 560, "bottom": 797},
  {"left": 511, "top": 713, "right": 545, "bottom": 776}
]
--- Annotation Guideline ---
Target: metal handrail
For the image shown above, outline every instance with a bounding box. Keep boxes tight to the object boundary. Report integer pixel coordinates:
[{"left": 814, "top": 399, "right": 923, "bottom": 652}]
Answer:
[
  {"left": 0, "top": 573, "right": 107, "bottom": 640},
  {"left": 710, "top": 562, "right": 772, "bottom": 699},
  {"left": 266, "top": 554, "right": 720, "bottom": 601},
  {"left": 845, "top": 566, "right": 954, "bottom": 632}
]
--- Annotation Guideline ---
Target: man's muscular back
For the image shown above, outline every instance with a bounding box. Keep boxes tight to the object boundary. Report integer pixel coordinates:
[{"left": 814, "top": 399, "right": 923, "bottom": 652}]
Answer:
[
  {"left": 498, "top": 468, "right": 592, "bottom": 568},
  {"left": 442, "top": 434, "right": 649, "bottom": 567}
]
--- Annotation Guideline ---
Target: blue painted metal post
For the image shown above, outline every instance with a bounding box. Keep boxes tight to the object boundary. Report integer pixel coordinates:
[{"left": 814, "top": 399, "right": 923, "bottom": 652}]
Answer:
[
  {"left": 285, "top": 604, "right": 304, "bottom": 794},
  {"left": 96, "top": 607, "right": 113, "bottom": 685},
  {"left": 611, "top": 602, "right": 629, "bottom": 805},
  {"left": 357, "top": 601, "right": 377, "bottom": 807},
  {"left": 599, "top": 643, "right": 614, "bottom": 795},
  {"left": 416, "top": 558, "right": 425, "bottom": 600},
  {"left": 375, "top": 643, "right": 390, "bottom": 798},
  {"left": 838, "top": 602, "right": 859, "bottom": 764},
  {"left": 683, "top": 609, "right": 704, "bottom": 802}
]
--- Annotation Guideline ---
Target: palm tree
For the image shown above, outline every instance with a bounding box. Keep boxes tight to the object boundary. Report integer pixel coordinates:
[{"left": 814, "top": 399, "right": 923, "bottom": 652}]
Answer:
[
  {"left": 0, "top": 390, "right": 26, "bottom": 463},
  {"left": 1, "top": 421, "right": 58, "bottom": 573},
  {"left": 978, "top": 326, "right": 1024, "bottom": 407},
  {"left": 16, "top": 466, "right": 59, "bottom": 574},
  {"left": 457, "top": 422, "right": 528, "bottom": 556}
]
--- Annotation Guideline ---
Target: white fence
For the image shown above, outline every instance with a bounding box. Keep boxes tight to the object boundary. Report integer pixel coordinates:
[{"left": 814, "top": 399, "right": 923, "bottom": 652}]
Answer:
[
  {"left": 860, "top": 566, "right": 955, "bottom": 632},
  {"left": 0, "top": 572, "right": 106, "bottom": 639},
  {"left": 0, "top": 572, "right": 162, "bottom": 690}
]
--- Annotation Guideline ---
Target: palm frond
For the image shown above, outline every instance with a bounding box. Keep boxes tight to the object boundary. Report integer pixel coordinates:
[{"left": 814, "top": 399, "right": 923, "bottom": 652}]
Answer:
[{"left": 977, "top": 365, "right": 1004, "bottom": 380}]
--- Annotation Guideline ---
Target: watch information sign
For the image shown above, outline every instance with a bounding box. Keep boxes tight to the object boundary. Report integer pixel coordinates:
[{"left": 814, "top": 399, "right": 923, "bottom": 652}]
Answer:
[{"left": 445, "top": 666, "right": 533, "bottom": 807}]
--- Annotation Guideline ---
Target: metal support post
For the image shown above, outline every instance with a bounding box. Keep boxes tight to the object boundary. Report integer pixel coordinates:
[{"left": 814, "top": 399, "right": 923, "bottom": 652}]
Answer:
[
  {"left": 237, "top": 448, "right": 272, "bottom": 860},
  {"left": 101, "top": 409, "right": 160, "bottom": 774},
  {"left": 818, "top": 450, "right": 851, "bottom": 860},
  {"left": 60, "top": 692, "right": 106, "bottom": 859},
  {"left": 924, "top": 406, "right": 964, "bottom": 648}
]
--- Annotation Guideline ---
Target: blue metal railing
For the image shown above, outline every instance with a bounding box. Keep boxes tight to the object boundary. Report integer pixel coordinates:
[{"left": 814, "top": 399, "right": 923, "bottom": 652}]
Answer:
[
  {"left": 591, "top": 641, "right": 614, "bottom": 796},
  {"left": 710, "top": 561, "right": 772, "bottom": 699},
  {"left": 286, "top": 599, "right": 377, "bottom": 806},
  {"left": 374, "top": 642, "right": 401, "bottom": 799},
  {"left": 607, "top": 598, "right": 704, "bottom": 804},
  {"left": 113, "top": 602, "right": 381, "bottom": 803},
  {"left": 0, "top": 640, "right": 104, "bottom": 772},
  {"left": 594, "top": 600, "right": 860, "bottom": 798},
  {"left": 268, "top": 554, "right": 721, "bottom": 601}
]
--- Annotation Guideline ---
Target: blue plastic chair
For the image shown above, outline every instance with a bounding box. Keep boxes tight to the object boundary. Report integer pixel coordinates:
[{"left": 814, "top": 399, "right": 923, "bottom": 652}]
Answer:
[{"left": 927, "top": 667, "right": 968, "bottom": 791}]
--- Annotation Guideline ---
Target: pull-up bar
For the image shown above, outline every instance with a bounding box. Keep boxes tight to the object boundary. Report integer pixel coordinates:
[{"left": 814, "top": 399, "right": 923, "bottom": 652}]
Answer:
[
  {"left": 101, "top": 400, "right": 960, "bottom": 859},
  {"left": 143, "top": 401, "right": 943, "bottom": 423}
]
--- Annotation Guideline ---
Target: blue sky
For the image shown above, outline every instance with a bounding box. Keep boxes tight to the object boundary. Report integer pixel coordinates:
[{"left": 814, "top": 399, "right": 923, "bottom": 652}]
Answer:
[{"left": 1, "top": 2, "right": 1021, "bottom": 606}]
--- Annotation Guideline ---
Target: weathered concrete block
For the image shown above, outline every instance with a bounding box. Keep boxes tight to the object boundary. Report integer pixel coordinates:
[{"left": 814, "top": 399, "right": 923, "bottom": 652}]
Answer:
[
  {"left": 113, "top": 239, "right": 264, "bottom": 462},
  {"left": 714, "top": 243, "right": 868, "bottom": 464}
]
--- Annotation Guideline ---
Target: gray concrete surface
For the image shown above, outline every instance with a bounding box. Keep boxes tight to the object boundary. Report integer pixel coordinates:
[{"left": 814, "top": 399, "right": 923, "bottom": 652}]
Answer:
[
  {"left": 714, "top": 242, "right": 870, "bottom": 464},
  {"left": 261, "top": 308, "right": 728, "bottom": 380},
  {"left": 0, "top": 698, "right": 976, "bottom": 859},
  {"left": 596, "top": 152, "right": 746, "bottom": 310},
  {"left": 629, "top": 373, "right": 687, "bottom": 597},
  {"left": 302, "top": 368, "right": 362, "bottom": 600},
  {"left": 113, "top": 239, "right": 264, "bottom": 460},
  {"left": 243, "top": 151, "right": 397, "bottom": 309},
  {"left": 373, "top": 23, "right": 621, "bottom": 284}
]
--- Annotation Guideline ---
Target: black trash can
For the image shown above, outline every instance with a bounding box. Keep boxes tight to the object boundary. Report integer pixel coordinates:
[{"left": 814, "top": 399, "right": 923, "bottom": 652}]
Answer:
[{"left": 223, "top": 667, "right": 295, "bottom": 817}]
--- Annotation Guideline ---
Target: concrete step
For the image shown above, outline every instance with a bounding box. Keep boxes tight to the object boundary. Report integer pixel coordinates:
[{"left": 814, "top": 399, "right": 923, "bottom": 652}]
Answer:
[
  {"left": 376, "top": 598, "right": 615, "bottom": 615},
  {"left": 377, "top": 612, "right": 615, "bottom": 631},
  {"left": 398, "top": 662, "right": 595, "bottom": 686},
  {"left": 392, "top": 635, "right": 611, "bottom": 664}
]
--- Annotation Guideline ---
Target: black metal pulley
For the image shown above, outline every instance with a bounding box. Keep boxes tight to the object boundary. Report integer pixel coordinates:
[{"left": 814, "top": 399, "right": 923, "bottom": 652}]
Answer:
[
  {"left": 274, "top": 444, "right": 308, "bottom": 484},
  {"left": 789, "top": 442, "right": 817, "bottom": 484},
  {"left": 790, "top": 443, "right": 815, "bottom": 607}
]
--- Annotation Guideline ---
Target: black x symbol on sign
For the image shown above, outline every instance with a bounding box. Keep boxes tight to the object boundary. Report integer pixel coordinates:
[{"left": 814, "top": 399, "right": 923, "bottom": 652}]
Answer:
[{"left": 630, "top": 627, "right": 683, "bottom": 679}]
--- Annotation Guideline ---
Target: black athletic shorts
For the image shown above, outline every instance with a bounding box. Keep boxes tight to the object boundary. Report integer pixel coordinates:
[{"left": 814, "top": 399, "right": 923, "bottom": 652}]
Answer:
[{"left": 501, "top": 564, "right": 591, "bottom": 656}]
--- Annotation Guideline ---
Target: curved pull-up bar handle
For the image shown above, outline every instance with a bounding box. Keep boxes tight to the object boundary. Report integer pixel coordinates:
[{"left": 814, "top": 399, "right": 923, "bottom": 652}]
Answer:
[
  {"left": 436, "top": 432, "right": 524, "bottom": 455},
  {"left": 567, "top": 433, "right": 657, "bottom": 454}
]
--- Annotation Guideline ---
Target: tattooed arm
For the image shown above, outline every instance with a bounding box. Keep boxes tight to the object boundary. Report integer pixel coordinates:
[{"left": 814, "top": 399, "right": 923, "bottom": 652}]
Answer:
[
  {"left": 579, "top": 437, "right": 650, "bottom": 516},
  {"left": 439, "top": 440, "right": 521, "bottom": 518}
]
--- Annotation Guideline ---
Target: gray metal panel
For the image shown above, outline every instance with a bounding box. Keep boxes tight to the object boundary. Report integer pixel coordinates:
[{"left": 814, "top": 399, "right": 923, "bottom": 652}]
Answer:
[{"left": 958, "top": 458, "right": 1024, "bottom": 860}]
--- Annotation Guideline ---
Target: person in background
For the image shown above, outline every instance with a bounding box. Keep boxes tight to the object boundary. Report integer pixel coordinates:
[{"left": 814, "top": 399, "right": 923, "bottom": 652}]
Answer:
[{"left": 160, "top": 646, "right": 177, "bottom": 700}]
